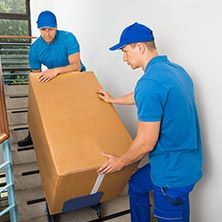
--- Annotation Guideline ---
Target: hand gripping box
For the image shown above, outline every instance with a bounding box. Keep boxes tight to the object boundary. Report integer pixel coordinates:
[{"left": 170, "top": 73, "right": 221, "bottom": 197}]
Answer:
[{"left": 28, "top": 72, "right": 138, "bottom": 214}]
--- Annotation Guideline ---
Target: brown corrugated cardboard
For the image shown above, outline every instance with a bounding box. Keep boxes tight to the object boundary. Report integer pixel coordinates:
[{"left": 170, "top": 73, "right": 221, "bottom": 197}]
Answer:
[{"left": 28, "top": 72, "right": 138, "bottom": 214}]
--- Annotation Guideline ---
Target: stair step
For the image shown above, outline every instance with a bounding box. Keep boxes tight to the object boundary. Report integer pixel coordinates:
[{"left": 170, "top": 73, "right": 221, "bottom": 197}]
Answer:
[
  {"left": 15, "top": 172, "right": 42, "bottom": 192},
  {"left": 4, "top": 84, "right": 28, "bottom": 97},
  {"left": 11, "top": 143, "right": 36, "bottom": 165},
  {"left": 9, "top": 125, "right": 29, "bottom": 144},
  {"left": 11, "top": 142, "right": 33, "bottom": 151},
  {"left": 13, "top": 162, "right": 38, "bottom": 176},
  {"left": 21, "top": 215, "right": 48, "bottom": 222},
  {"left": 7, "top": 109, "right": 28, "bottom": 126},
  {"left": 16, "top": 188, "right": 46, "bottom": 221},
  {"left": 13, "top": 162, "right": 42, "bottom": 191},
  {"left": 5, "top": 96, "right": 28, "bottom": 110}
]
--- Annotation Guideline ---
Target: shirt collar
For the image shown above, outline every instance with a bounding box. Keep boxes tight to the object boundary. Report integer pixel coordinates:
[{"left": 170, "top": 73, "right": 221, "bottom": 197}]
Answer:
[{"left": 145, "top": 55, "right": 169, "bottom": 72}]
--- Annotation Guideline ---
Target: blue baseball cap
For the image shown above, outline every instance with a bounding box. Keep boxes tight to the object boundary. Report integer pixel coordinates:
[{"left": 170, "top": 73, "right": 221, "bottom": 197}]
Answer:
[
  {"left": 36, "top": 10, "right": 57, "bottom": 29},
  {"left": 109, "top": 22, "right": 154, "bottom": 51}
]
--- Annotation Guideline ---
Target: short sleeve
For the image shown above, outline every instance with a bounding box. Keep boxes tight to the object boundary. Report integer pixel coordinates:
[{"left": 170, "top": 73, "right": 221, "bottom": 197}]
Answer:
[
  {"left": 65, "top": 33, "right": 80, "bottom": 55},
  {"left": 29, "top": 45, "right": 41, "bottom": 70},
  {"left": 134, "top": 79, "right": 167, "bottom": 122}
]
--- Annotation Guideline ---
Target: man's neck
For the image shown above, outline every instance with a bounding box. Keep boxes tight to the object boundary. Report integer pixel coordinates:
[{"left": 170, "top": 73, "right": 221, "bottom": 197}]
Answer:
[{"left": 142, "top": 50, "right": 158, "bottom": 71}]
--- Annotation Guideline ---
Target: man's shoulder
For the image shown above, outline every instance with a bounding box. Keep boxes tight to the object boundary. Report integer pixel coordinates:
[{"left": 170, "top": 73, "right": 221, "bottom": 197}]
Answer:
[
  {"left": 30, "top": 37, "right": 42, "bottom": 49},
  {"left": 137, "top": 65, "right": 171, "bottom": 93},
  {"left": 142, "top": 66, "right": 165, "bottom": 84},
  {"left": 58, "top": 30, "right": 76, "bottom": 39},
  {"left": 145, "top": 61, "right": 183, "bottom": 82}
]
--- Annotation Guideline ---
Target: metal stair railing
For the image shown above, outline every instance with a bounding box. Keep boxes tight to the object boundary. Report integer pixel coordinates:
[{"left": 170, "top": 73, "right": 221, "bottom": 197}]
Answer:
[
  {"left": 0, "top": 35, "right": 36, "bottom": 85},
  {"left": 0, "top": 57, "right": 17, "bottom": 221}
]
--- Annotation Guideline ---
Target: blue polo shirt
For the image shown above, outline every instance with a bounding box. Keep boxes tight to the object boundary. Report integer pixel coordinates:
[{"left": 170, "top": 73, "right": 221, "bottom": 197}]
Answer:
[
  {"left": 29, "top": 30, "right": 86, "bottom": 71},
  {"left": 134, "top": 55, "right": 202, "bottom": 187}
]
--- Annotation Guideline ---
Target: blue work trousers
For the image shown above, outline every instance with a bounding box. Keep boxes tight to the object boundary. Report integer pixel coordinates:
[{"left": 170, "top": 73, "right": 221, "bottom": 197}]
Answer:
[{"left": 128, "top": 164, "right": 194, "bottom": 222}]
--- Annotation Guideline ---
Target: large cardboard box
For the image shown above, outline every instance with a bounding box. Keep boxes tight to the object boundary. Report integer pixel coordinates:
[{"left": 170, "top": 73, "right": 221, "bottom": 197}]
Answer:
[{"left": 28, "top": 72, "right": 138, "bottom": 214}]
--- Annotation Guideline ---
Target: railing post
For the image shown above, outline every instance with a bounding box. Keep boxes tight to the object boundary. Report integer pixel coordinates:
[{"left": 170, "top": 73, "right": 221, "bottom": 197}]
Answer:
[{"left": 2, "top": 140, "right": 18, "bottom": 222}]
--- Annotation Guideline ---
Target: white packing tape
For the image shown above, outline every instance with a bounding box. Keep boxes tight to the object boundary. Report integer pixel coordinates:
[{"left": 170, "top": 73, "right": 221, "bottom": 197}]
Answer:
[{"left": 90, "top": 174, "right": 105, "bottom": 194}]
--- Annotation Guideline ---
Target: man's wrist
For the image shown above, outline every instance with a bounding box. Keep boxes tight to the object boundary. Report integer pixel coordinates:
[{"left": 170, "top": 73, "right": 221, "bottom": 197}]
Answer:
[
  {"left": 118, "top": 157, "right": 125, "bottom": 169},
  {"left": 54, "top": 67, "right": 61, "bottom": 76},
  {"left": 109, "top": 98, "right": 114, "bottom": 103}
]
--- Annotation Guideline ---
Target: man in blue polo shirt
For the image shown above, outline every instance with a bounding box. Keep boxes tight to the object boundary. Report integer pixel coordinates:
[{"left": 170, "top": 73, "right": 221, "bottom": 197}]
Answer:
[
  {"left": 97, "top": 22, "right": 202, "bottom": 222},
  {"left": 18, "top": 10, "right": 86, "bottom": 147},
  {"left": 29, "top": 10, "right": 86, "bottom": 83}
]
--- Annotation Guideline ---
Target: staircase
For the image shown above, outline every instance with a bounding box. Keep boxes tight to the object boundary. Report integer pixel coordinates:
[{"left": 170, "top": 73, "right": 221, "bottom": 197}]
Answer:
[{"left": 1, "top": 39, "right": 155, "bottom": 222}]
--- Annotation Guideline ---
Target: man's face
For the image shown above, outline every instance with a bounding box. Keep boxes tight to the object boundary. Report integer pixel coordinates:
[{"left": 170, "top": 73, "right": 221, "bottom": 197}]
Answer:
[
  {"left": 40, "top": 27, "right": 57, "bottom": 43},
  {"left": 121, "top": 44, "right": 140, "bottom": 69}
]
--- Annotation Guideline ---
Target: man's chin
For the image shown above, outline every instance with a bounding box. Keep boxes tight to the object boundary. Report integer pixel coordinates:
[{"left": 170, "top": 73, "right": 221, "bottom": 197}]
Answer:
[
  {"left": 43, "top": 38, "right": 54, "bottom": 43},
  {"left": 130, "top": 65, "right": 139, "bottom": 70}
]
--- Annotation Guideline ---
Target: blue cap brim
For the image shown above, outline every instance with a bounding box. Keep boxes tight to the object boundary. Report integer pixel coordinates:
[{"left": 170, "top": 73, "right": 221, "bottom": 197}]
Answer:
[
  {"left": 38, "top": 25, "right": 57, "bottom": 29},
  {"left": 109, "top": 42, "right": 126, "bottom": 51}
]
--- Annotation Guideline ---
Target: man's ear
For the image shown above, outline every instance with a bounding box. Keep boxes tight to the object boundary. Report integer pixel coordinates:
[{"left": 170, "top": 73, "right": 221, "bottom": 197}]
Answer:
[{"left": 137, "top": 42, "right": 146, "bottom": 54}]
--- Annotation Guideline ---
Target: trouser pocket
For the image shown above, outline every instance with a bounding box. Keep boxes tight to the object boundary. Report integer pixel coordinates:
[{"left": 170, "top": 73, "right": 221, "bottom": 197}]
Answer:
[{"left": 153, "top": 185, "right": 194, "bottom": 221}]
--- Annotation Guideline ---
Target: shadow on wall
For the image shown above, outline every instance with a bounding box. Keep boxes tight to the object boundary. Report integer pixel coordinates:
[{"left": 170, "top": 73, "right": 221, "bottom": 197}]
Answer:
[{"left": 190, "top": 81, "right": 210, "bottom": 222}]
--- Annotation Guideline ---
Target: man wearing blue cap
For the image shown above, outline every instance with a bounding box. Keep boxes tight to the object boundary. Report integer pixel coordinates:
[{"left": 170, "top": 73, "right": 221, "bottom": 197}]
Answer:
[
  {"left": 97, "top": 22, "right": 202, "bottom": 222},
  {"left": 18, "top": 10, "right": 86, "bottom": 146},
  {"left": 29, "top": 10, "right": 86, "bottom": 83}
]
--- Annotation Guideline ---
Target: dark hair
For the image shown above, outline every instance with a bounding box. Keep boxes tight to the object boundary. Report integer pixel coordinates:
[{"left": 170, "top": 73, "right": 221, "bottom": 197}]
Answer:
[
  {"left": 130, "top": 41, "right": 156, "bottom": 50},
  {"left": 144, "top": 41, "right": 156, "bottom": 50}
]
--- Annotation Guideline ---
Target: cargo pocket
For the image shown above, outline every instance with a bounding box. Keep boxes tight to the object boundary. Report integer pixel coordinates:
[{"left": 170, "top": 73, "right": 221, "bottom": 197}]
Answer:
[{"left": 154, "top": 187, "right": 184, "bottom": 221}]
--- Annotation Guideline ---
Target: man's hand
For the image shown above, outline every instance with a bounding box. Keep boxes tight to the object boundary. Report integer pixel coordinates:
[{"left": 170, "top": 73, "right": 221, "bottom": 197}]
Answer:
[
  {"left": 97, "top": 90, "right": 135, "bottom": 105},
  {"left": 96, "top": 89, "right": 114, "bottom": 103},
  {"left": 97, "top": 152, "right": 124, "bottom": 174},
  {"left": 38, "top": 68, "right": 59, "bottom": 83}
]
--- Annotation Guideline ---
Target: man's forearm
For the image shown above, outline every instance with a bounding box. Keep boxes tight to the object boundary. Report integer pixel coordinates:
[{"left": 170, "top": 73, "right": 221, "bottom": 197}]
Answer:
[
  {"left": 119, "top": 137, "right": 151, "bottom": 167},
  {"left": 54, "top": 63, "right": 80, "bottom": 74},
  {"left": 37, "top": 62, "right": 81, "bottom": 83},
  {"left": 111, "top": 92, "right": 135, "bottom": 105},
  {"left": 119, "top": 121, "right": 160, "bottom": 167}
]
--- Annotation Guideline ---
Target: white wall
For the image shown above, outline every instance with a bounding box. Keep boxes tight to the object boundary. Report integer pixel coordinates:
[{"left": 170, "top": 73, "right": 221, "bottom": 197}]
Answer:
[{"left": 30, "top": 1, "right": 222, "bottom": 221}]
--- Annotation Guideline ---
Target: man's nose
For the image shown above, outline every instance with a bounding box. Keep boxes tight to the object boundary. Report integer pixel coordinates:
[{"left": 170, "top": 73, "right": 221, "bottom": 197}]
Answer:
[{"left": 44, "top": 29, "right": 50, "bottom": 35}]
